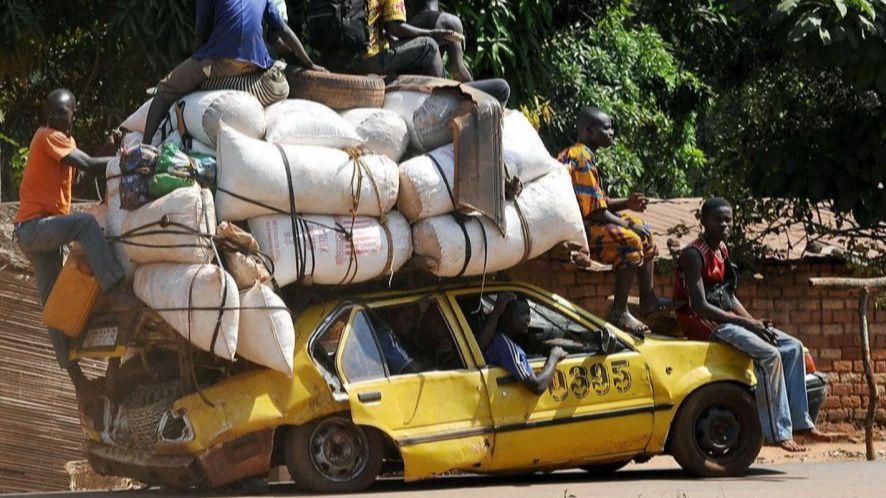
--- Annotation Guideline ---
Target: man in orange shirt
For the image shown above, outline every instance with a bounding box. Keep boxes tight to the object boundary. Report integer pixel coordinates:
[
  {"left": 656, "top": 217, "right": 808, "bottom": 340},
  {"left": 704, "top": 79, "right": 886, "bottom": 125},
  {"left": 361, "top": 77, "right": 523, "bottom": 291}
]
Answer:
[{"left": 14, "top": 89, "right": 124, "bottom": 393}]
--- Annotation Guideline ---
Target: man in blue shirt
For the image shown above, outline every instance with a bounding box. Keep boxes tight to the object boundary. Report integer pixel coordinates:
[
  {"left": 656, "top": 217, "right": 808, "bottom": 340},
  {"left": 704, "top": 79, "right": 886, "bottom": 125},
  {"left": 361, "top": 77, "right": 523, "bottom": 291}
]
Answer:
[
  {"left": 477, "top": 293, "right": 568, "bottom": 395},
  {"left": 142, "top": 0, "right": 324, "bottom": 143}
]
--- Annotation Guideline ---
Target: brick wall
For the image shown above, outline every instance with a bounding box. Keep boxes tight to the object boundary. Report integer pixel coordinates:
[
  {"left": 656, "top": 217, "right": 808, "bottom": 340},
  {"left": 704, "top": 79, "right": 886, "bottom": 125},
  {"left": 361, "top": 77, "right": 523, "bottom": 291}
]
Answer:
[{"left": 508, "top": 256, "right": 886, "bottom": 429}]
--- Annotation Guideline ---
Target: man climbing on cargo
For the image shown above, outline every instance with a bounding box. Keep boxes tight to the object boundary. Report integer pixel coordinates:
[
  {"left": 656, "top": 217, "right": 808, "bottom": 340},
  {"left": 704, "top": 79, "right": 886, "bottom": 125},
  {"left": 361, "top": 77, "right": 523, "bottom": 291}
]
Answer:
[
  {"left": 13, "top": 89, "right": 125, "bottom": 395},
  {"left": 477, "top": 293, "right": 568, "bottom": 395},
  {"left": 674, "top": 197, "right": 834, "bottom": 451},
  {"left": 316, "top": 0, "right": 463, "bottom": 77},
  {"left": 559, "top": 106, "right": 671, "bottom": 336},
  {"left": 142, "top": 0, "right": 324, "bottom": 144}
]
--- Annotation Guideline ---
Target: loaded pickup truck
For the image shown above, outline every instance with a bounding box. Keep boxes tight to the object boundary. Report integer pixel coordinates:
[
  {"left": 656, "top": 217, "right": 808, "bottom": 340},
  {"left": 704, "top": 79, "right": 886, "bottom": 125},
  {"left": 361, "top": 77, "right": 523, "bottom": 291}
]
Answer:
[{"left": 70, "top": 279, "right": 828, "bottom": 492}]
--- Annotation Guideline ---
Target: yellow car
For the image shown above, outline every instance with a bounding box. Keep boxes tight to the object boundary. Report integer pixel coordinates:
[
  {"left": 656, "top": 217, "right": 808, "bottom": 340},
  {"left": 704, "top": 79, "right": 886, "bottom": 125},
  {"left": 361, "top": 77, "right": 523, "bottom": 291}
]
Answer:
[{"left": 74, "top": 280, "right": 764, "bottom": 492}]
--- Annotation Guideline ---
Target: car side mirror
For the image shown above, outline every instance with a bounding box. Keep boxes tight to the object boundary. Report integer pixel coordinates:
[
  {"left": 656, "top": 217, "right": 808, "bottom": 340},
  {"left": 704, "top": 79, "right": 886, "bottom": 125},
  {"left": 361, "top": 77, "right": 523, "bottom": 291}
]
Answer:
[{"left": 595, "top": 328, "right": 619, "bottom": 355}]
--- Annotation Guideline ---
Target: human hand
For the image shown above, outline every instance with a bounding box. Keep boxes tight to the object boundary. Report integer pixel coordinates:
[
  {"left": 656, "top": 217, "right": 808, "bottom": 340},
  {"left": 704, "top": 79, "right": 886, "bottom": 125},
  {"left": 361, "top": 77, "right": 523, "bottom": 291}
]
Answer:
[
  {"left": 626, "top": 193, "right": 649, "bottom": 212},
  {"left": 104, "top": 128, "right": 123, "bottom": 150},
  {"left": 495, "top": 292, "right": 517, "bottom": 311},
  {"left": 745, "top": 319, "right": 777, "bottom": 344},
  {"left": 550, "top": 346, "right": 569, "bottom": 362},
  {"left": 626, "top": 218, "right": 652, "bottom": 239},
  {"left": 432, "top": 29, "right": 465, "bottom": 44}
]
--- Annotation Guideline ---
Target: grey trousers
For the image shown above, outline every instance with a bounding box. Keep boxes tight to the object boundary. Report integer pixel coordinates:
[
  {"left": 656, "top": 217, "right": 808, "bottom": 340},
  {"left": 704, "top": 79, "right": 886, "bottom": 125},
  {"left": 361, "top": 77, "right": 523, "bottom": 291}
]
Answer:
[{"left": 15, "top": 213, "right": 124, "bottom": 368}]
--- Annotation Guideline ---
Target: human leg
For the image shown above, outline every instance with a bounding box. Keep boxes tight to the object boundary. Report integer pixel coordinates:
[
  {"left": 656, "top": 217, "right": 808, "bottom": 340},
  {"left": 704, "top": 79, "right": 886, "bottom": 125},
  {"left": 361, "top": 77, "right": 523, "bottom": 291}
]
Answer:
[
  {"left": 15, "top": 214, "right": 123, "bottom": 291},
  {"left": 586, "top": 222, "right": 648, "bottom": 333},
  {"left": 143, "top": 57, "right": 210, "bottom": 143},
  {"left": 711, "top": 323, "right": 798, "bottom": 447},
  {"left": 436, "top": 13, "right": 472, "bottom": 82},
  {"left": 464, "top": 79, "right": 511, "bottom": 105},
  {"left": 772, "top": 329, "right": 818, "bottom": 432},
  {"left": 382, "top": 37, "right": 443, "bottom": 77}
]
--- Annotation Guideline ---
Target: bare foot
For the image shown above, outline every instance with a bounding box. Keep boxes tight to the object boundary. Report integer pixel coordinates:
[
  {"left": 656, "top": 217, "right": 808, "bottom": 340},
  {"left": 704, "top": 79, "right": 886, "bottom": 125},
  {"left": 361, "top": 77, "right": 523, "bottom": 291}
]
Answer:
[
  {"left": 775, "top": 439, "right": 807, "bottom": 452},
  {"left": 608, "top": 310, "right": 650, "bottom": 337},
  {"left": 795, "top": 428, "right": 834, "bottom": 443}
]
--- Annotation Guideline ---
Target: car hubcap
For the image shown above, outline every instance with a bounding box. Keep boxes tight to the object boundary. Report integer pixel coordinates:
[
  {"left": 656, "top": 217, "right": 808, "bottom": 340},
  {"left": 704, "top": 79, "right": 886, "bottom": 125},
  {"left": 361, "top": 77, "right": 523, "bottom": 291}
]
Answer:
[
  {"left": 309, "top": 418, "right": 369, "bottom": 482},
  {"left": 695, "top": 406, "right": 741, "bottom": 458}
]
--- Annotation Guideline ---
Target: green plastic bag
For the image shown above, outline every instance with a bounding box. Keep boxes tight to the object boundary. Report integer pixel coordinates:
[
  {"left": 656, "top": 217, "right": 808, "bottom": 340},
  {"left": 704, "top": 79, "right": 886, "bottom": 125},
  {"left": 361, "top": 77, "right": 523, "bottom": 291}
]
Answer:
[
  {"left": 149, "top": 173, "right": 195, "bottom": 198},
  {"left": 150, "top": 143, "right": 217, "bottom": 198}
]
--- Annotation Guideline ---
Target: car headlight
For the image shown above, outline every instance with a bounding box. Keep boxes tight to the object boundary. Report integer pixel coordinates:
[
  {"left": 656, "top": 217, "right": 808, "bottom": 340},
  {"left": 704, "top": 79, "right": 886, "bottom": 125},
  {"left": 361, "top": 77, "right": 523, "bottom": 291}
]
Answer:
[{"left": 158, "top": 408, "right": 194, "bottom": 443}]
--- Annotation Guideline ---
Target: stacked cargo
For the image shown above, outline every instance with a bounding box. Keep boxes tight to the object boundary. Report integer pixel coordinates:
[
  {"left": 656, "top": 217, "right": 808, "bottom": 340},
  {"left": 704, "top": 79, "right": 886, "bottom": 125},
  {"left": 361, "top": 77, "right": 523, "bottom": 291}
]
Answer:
[{"left": 96, "top": 67, "right": 587, "bottom": 378}]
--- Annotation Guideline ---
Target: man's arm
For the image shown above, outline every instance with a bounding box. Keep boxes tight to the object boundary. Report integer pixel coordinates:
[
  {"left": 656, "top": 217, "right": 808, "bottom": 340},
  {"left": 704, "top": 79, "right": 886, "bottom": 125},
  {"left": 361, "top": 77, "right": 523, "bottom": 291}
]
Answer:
[
  {"left": 681, "top": 249, "right": 769, "bottom": 335},
  {"left": 477, "top": 293, "right": 513, "bottom": 352},
  {"left": 585, "top": 207, "right": 652, "bottom": 239},
  {"left": 275, "top": 25, "right": 325, "bottom": 70},
  {"left": 61, "top": 150, "right": 113, "bottom": 176},
  {"left": 384, "top": 20, "right": 463, "bottom": 43},
  {"left": 521, "top": 347, "right": 568, "bottom": 395}
]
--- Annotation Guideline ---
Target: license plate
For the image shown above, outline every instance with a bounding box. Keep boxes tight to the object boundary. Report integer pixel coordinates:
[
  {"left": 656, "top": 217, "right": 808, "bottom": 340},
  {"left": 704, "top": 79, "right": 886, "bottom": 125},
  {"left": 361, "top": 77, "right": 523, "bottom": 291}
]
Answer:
[{"left": 82, "top": 326, "right": 119, "bottom": 349}]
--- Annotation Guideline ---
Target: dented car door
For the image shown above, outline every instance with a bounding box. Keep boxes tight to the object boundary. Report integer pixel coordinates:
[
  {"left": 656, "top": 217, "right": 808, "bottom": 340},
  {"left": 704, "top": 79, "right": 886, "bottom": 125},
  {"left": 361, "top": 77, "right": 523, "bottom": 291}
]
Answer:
[{"left": 338, "top": 296, "right": 495, "bottom": 480}]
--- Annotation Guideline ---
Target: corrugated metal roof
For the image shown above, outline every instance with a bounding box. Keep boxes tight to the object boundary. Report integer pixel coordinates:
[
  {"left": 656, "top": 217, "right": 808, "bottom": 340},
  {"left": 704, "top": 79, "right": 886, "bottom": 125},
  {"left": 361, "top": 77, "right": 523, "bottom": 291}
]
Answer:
[{"left": 623, "top": 197, "right": 856, "bottom": 262}]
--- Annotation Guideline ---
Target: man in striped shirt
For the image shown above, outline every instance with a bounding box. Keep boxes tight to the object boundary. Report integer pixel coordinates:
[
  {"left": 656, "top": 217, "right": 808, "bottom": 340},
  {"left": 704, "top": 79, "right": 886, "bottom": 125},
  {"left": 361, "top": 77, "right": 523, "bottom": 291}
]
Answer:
[{"left": 477, "top": 293, "right": 567, "bottom": 395}]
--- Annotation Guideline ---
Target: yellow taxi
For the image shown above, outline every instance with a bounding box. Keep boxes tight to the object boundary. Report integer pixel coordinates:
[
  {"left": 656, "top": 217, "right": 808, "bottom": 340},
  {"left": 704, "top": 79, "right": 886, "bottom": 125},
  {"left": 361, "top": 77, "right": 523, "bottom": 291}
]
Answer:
[{"left": 75, "top": 280, "right": 766, "bottom": 492}]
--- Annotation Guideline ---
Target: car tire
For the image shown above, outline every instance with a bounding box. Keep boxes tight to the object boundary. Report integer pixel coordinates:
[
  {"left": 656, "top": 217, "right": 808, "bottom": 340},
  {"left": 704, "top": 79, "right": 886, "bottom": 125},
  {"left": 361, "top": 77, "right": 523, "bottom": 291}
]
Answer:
[
  {"left": 285, "top": 415, "right": 384, "bottom": 493},
  {"left": 580, "top": 460, "right": 631, "bottom": 474},
  {"left": 285, "top": 68, "right": 385, "bottom": 110},
  {"left": 670, "top": 383, "right": 763, "bottom": 477}
]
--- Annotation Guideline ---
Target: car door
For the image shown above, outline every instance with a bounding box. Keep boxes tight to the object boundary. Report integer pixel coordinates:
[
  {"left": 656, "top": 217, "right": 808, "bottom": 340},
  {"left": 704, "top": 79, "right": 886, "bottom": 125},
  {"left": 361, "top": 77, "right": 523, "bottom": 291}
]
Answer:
[
  {"left": 447, "top": 286, "right": 657, "bottom": 471},
  {"left": 337, "top": 295, "right": 495, "bottom": 481}
]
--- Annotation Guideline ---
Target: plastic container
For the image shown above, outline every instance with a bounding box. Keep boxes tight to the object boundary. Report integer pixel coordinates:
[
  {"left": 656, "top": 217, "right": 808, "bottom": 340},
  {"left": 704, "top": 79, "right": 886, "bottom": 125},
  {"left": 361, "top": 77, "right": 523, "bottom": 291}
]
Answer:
[{"left": 43, "top": 246, "right": 101, "bottom": 338}]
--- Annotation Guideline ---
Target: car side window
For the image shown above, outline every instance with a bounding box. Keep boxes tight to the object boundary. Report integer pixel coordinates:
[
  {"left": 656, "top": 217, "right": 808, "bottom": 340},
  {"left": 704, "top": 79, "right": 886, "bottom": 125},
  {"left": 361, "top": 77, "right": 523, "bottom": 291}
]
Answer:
[
  {"left": 366, "top": 301, "right": 466, "bottom": 375},
  {"left": 340, "top": 311, "right": 387, "bottom": 383},
  {"left": 457, "top": 292, "right": 619, "bottom": 359}
]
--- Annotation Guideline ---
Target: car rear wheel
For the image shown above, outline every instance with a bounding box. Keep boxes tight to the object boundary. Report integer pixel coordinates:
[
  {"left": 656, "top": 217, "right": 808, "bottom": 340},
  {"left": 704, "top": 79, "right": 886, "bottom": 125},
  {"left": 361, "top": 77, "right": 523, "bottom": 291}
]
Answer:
[
  {"left": 670, "top": 383, "right": 762, "bottom": 477},
  {"left": 285, "top": 415, "right": 384, "bottom": 493}
]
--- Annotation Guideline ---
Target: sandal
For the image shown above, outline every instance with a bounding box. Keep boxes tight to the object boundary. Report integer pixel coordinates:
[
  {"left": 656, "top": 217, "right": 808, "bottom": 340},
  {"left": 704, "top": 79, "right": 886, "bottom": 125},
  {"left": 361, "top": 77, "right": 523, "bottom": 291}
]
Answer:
[
  {"left": 639, "top": 297, "right": 674, "bottom": 318},
  {"left": 608, "top": 312, "right": 650, "bottom": 338}
]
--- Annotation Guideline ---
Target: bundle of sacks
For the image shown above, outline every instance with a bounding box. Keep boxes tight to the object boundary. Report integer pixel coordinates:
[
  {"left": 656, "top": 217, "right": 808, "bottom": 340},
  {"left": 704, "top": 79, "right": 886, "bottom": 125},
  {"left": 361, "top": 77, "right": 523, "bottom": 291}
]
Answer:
[
  {"left": 100, "top": 71, "right": 587, "bottom": 380},
  {"left": 386, "top": 88, "right": 588, "bottom": 277}
]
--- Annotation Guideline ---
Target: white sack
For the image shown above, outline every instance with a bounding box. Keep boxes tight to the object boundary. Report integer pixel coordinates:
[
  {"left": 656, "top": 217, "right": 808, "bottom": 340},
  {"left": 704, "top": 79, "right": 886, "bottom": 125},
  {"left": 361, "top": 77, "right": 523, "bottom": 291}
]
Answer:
[
  {"left": 383, "top": 90, "right": 463, "bottom": 152},
  {"left": 121, "top": 98, "right": 151, "bottom": 133},
  {"left": 249, "top": 211, "right": 412, "bottom": 286},
  {"left": 341, "top": 108, "right": 409, "bottom": 162},
  {"left": 397, "top": 112, "right": 563, "bottom": 223},
  {"left": 502, "top": 110, "right": 563, "bottom": 183},
  {"left": 265, "top": 99, "right": 363, "bottom": 149},
  {"left": 134, "top": 263, "right": 239, "bottom": 360},
  {"left": 412, "top": 169, "right": 588, "bottom": 277},
  {"left": 238, "top": 283, "right": 295, "bottom": 377},
  {"left": 121, "top": 186, "right": 216, "bottom": 264},
  {"left": 397, "top": 146, "right": 456, "bottom": 223},
  {"left": 122, "top": 132, "right": 144, "bottom": 150},
  {"left": 216, "top": 124, "right": 399, "bottom": 221},
  {"left": 157, "top": 130, "right": 216, "bottom": 157},
  {"left": 174, "top": 90, "right": 266, "bottom": 146},
  {"left": 105, "top": 157, "right": 136, "bottom": 280}
]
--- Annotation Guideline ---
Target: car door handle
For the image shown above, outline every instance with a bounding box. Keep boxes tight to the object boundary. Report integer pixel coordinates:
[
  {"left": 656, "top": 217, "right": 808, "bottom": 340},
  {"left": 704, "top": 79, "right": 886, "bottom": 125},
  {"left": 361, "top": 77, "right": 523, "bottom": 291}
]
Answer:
[{"left": 358, "top": 391, "right": 382, "bottom": 403}]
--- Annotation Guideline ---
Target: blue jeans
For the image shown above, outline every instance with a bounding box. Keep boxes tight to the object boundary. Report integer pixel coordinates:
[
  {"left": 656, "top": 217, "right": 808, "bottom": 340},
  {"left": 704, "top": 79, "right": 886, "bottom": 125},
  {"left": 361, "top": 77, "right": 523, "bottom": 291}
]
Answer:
[
  {"left": 711, "top": 324, "right": 815, "bottom": 443},
  {"left": 15, "top": 213, "right": 124, "bottom": 369}
]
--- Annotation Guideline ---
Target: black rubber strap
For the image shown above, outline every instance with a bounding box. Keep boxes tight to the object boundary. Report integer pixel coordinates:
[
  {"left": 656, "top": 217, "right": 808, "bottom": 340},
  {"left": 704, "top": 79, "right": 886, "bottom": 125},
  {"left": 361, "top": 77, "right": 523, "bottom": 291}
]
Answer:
[
  {"left": 275, "top": 144, "right": 305, "bottom": 283},
  {"left": 428, "top": 152, "right": 456, "bottom": 209},
  {"left": 453, "top": 214, "right": 473, "bottom": 278}
]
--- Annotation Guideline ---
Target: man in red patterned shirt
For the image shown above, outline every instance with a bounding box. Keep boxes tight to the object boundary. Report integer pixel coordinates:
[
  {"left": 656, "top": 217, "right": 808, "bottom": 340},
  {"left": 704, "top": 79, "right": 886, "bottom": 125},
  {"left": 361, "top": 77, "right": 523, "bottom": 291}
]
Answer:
[{"left": 674, "top": 197, "right": 832, "bottom": 452}]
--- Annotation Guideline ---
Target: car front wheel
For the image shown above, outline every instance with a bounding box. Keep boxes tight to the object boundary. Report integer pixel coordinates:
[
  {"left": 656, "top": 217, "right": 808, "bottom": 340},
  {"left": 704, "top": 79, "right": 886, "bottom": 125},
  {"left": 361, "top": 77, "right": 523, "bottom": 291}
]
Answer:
[
  {"left": 669, "top": 383, "right": 762, "bottom": 477},
  {"left": 285, "top": 415, "right": 384, "bottom": 493}
]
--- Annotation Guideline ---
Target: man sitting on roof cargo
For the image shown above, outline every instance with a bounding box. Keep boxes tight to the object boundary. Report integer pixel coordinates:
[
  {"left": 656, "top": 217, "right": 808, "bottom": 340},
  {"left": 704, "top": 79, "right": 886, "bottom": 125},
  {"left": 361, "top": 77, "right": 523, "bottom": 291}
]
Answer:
[
  {"left": 326, "top": 0, "right": 462, "bottom": 77},
  {"left": 477, "top": 293, "right": 568, "bottom": 395},
  {"left": 13, "top": 89, "right": 124, "bottom": 395},
  {"left": 559, "top": 106, "right": 671, "bottom": 336},
  {"left": 674, "top": 197, "right": 833, "bottom": 452},
  {"left": 142, "top": 0, "right": 324, "bottom": 144}
]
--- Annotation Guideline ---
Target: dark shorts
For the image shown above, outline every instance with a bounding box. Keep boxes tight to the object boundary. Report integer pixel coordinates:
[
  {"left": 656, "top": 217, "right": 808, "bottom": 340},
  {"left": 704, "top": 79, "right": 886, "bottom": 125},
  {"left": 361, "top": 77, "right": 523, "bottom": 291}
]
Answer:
[{"left": 330, "top": 37, "right": 441, "bottom": 76}]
